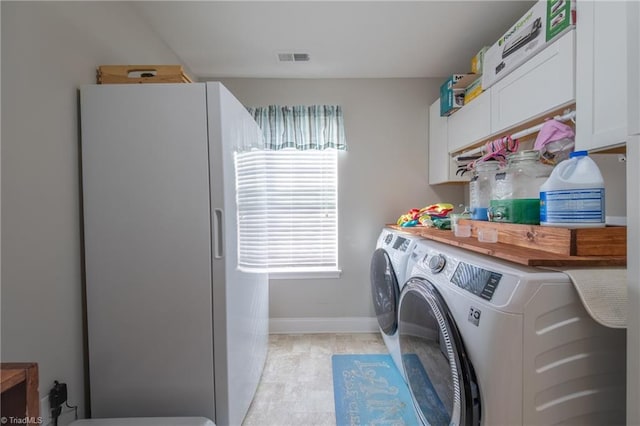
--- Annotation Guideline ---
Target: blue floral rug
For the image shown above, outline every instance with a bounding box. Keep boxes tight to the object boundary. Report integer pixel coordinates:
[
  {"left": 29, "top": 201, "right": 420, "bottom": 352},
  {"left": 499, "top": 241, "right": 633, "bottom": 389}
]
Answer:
[{"left": 331, "top": 354, "right": 418, "bottom": 426}]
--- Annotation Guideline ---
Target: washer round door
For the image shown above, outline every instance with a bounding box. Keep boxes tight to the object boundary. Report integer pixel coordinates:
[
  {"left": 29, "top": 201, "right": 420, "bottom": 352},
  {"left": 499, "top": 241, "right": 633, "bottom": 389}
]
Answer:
[
  {"left": 370, "top": 248, "right": 400, "bottom": 335},
  {"left": 398, "top": 278, "right": 481, "bottom": 426}
]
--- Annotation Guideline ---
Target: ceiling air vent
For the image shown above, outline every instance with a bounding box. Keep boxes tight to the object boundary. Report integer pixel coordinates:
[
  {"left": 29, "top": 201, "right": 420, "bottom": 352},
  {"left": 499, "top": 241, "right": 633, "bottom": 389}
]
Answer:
[{"left": 278, "top": 53, "right": 310, "bottom": 62}]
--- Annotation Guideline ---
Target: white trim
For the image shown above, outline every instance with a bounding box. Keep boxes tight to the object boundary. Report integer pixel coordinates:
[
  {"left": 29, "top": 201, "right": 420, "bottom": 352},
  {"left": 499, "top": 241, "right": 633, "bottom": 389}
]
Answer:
[
  {"left": 269, "top": 317, "right": 379, "bottom": 334},
  {"left": 269, "top": 269, "right": 342, "bottom": 280},
  {"left": 605, "top": 216, "right": 627, "bottom": 226},
  {"left": 455, "top": 109, "right": 576, "bottom": 160}
]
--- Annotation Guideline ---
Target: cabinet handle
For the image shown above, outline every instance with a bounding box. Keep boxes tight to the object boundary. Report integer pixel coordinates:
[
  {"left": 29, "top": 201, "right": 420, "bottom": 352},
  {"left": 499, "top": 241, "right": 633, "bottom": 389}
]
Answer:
[{"left": 214, "top": 209, "right": 224, "bottom": 259}]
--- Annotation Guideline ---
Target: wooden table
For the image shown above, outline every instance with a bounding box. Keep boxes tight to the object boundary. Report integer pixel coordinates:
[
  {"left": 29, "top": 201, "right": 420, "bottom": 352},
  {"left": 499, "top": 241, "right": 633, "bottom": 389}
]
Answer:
[{"left": 1, "top": 363, "right": 40, "bottom": 425}]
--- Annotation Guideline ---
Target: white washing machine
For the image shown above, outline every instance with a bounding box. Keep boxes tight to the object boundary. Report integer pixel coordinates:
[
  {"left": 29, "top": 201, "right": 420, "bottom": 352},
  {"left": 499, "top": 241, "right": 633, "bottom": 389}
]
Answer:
[
  {"left": 370, "top": 227, "right": 421, "bottom": 377},
  {"left": 398, "top": 239, "right": 626, "bottom": 425}
]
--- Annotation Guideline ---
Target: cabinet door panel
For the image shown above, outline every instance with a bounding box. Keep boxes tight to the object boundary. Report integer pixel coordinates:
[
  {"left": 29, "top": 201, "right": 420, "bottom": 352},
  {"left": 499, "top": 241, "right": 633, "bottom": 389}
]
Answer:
[
  {"left": 448, "top": 90, "right": 491, "bottom": 153},
  {"left": 576, "top": 1, "right": 628, "bottom": 150},
  {"left": 629, "top": 1, "right": 640, "bottom": 136},
  {"left": 80, "top": 84, "right": 216, "bottom": 417},
  {"left": 429, "top": 100, "right": 466, "bottom": 184},
  {"left": 491, "top": 30, "right": 575, "bottom": 135}
]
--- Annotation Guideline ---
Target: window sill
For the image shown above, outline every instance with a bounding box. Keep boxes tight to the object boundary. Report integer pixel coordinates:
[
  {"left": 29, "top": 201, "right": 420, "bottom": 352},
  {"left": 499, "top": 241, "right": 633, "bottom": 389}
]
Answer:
[{"left": 269, "top": 269, "right": 342, "bottom": 280}]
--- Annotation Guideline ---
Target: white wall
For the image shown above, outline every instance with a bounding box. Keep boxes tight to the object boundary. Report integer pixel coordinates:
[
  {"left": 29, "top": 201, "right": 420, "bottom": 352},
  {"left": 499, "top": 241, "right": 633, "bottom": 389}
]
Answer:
[
  {"left": 590, "top": 154, "right": 627, "bottom": 220},
  {"left": 218, "top": 78, "right": 466, "bottom": 331},
  {"left": 1, "top": 2, "right": 183, "bottom": 422}
]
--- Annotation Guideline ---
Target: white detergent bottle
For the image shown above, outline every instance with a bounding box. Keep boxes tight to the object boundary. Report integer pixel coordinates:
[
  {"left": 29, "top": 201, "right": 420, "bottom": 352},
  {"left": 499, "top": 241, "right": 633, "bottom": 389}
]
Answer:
[{"left": 539, "top": 150, "right": 605, "bottom": 227}]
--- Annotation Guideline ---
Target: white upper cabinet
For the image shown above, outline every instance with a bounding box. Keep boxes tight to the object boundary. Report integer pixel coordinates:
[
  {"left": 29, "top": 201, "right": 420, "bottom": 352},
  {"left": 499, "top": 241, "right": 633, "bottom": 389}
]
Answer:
[
  {"left": 491, "top": 30, "right": 575, "bottom": 135},
  {"left": 575, "top": 1, "right": 628, "bottom": 151},
  {"left": 629, "top": 1, "right": 640, "bottom": 137},
  {"left": 429, "top": 99, "right": 466, "bottom": 184},
  {"left": 431, "top": 26, "right": 578, "bottom": 183},
  {"left": 448, "top": 90, "right": 491, "bottom": 153}
]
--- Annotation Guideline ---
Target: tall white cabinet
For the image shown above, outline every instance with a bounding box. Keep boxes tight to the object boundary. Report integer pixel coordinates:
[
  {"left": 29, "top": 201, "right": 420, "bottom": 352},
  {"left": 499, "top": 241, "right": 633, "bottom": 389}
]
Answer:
[
  {"left": 80, "top": 83, "right": 269, "bottom": 426},
  {"left": 575, "top": 1, "right": 628, "bottom": 151},
  {"left": 578, "top": 1, "right": 640, "bottom": 423},
  {"left": 629, "top": 1, "right": 640, "bottom": 137},
  {"left": 627, "top": 2, "right": 640, "bottom": 425}
]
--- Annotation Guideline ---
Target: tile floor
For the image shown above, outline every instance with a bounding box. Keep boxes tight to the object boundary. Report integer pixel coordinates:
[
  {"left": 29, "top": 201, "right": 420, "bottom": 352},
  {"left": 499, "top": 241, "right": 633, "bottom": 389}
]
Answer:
[{"left": 242, "top": 333, "right": 387, "bottom": 426}]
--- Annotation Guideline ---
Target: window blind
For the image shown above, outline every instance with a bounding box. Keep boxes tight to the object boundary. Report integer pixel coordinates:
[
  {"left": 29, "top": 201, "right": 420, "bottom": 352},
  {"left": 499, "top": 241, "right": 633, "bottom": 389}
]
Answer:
[{"left": 235, "top": 149, "right": 338, "bottom": 273}]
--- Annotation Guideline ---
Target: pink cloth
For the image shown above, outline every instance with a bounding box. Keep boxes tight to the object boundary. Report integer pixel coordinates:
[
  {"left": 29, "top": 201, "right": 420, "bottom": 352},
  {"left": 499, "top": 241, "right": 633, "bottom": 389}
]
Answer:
[{"left": 534, "top": 119, "right": 575, "bottom": 151}]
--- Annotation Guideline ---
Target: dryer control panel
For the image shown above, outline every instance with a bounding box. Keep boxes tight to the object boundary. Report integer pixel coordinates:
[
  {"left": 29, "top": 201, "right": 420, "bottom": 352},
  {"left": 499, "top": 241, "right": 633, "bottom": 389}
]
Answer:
[
  {"left": 393, "top": 236, "right": 411, "bottom": 252},
  {"left": 450, "top": 262, "right": 502, "bottom": 301}
]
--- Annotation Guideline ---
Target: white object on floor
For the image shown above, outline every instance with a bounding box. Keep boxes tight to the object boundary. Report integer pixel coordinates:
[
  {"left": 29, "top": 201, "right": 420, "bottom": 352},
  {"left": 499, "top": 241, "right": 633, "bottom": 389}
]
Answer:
[{"left": 70, "top": 418, "right": 215, "bottom": 426}]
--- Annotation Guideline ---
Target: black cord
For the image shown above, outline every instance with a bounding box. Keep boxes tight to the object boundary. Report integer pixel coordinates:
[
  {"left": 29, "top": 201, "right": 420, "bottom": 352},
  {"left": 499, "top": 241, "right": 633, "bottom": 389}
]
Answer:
[
  {"left": 49, "top": 402, "right": 77, "bottom": 425},
  {"left": 65, "top": 401, "right": 79, "bottom": 420},
  {"left": 51, "top": 406, "right": 62, "bottom": 426}
]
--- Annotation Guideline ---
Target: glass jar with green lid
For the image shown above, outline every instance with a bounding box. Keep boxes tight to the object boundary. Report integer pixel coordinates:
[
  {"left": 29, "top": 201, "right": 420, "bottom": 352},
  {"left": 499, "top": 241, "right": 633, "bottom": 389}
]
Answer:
[{"left": 489, "top": 150, "right": 554, "bottom": 224}]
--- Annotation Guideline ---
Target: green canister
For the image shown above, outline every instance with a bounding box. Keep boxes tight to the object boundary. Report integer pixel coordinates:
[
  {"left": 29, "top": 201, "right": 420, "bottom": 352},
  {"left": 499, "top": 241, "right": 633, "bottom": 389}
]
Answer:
[{"left": 489, "top": 150, "right": 553, "bottom": 224}]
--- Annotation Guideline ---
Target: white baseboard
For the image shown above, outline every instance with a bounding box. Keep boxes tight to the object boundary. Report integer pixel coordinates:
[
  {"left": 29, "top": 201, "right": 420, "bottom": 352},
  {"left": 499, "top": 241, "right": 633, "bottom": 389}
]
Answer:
[{"left": 269, "top": 317, "right": 379, "bottom": 334}]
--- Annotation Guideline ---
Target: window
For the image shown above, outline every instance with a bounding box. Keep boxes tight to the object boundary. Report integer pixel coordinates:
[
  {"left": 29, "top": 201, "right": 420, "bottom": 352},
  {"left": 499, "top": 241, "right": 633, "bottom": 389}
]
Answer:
[
  {"left": 235, "top": 148, "right": 339, "bottom": 278},
  {"left": 236, "top": 104, "right": 345, "bottom": 278}
]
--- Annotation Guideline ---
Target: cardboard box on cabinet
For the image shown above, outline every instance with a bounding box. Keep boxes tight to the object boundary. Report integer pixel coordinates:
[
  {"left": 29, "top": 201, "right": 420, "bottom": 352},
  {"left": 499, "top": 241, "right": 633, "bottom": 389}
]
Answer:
[
  {"left": 482, "top": 0, "right": 575, "bottom": 90},
  {"left": 440, "top": 73, "right": 478, "bottom": 116},
  {"left": 97, "top": 65, "right": 193, "bottom": 84},
  {"left": 471, "top": 46, "right": 489, "bottom": 75},
  {"left": 464, "top": 77, "right": 484, "bottom": 104}
]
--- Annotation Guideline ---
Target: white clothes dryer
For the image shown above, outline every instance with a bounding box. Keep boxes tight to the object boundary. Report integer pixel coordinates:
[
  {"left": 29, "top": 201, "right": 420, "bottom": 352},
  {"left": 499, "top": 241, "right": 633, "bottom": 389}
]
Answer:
[
  {"left": 370, "top": 227, "right": 421, "bottom": 377},
  {"left": 398, "top": 239, "right": 626, "bottom": 426}
]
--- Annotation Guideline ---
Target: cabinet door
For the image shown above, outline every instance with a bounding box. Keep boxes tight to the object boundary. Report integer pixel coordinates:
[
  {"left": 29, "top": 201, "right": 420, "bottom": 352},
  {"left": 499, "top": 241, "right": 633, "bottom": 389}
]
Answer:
[
  {"left": 576, "top": 1, "right": 628, "bottom": 150},
  {"left": 448, "top": 90, "right": 491, "bottom": 153},
  {"left": 80, "top": 84, "right": 216, "bottom": 417},
  {"left": 629, "top": 1, "right": 640, "bottom": 136},
  {"left": 491, "top": 30, "right": 575, "bottom": 135},
  {"left": 429, "top": 99, "right": 466, "bottom": 184}
]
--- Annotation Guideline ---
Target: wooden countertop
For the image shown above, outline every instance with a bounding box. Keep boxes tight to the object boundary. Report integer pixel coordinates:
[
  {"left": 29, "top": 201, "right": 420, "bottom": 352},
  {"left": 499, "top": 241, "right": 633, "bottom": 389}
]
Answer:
[
  {"left": 389, "top": 223, "right": 626, "bottom": 267},
  {"left": 1, "top": 363, "right": 40, "bottom": 425},
  {"left": 0, "top": 366, "right": 27, "bottom": 393}
]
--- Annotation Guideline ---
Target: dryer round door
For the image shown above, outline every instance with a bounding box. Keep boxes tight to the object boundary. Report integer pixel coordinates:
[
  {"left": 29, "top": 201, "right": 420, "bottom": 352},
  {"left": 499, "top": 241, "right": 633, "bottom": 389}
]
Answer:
[
  {"left": 370, "top": 248, "right": 400, "bottom": 335},
  {"left": 398, "top": 278, "right": 481, "bottom": 426}
]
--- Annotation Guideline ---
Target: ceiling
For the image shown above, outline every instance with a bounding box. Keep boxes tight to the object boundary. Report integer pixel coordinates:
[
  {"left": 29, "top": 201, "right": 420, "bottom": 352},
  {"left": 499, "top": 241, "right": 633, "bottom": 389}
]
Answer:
[{"left": 133, "top": 1, "right": 536, "bottom": 80}]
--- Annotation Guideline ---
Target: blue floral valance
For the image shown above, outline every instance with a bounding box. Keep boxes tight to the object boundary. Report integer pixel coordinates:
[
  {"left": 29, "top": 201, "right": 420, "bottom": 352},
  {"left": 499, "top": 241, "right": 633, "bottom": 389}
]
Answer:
[{"left": 247, "top": 105, "right": 347, "bottom": 150}]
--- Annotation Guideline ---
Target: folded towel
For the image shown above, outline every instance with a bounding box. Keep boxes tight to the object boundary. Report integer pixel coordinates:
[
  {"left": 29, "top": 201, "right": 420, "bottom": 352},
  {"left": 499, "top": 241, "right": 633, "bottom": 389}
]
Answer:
[{"left": 548, "top": 267, "right": 627, "bottom": 329}]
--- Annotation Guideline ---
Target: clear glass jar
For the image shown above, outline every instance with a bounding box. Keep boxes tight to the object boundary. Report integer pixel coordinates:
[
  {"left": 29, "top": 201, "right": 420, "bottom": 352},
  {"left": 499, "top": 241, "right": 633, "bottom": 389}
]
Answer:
[
  {"left": 489, "top": 150, "right": 553, "bottom": 224},
  {"left": 508, "top": 150, "right": 554, "bottom": 199},
  {"left": 469, "top": 161, "right": 500, "bottom": 221}
]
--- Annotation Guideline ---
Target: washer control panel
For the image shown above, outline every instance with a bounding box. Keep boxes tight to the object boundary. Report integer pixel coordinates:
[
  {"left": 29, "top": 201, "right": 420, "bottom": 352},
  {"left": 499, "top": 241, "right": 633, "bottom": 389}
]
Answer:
[{"left": 450, "top": 262, "right": 502, "bottom": 301}]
